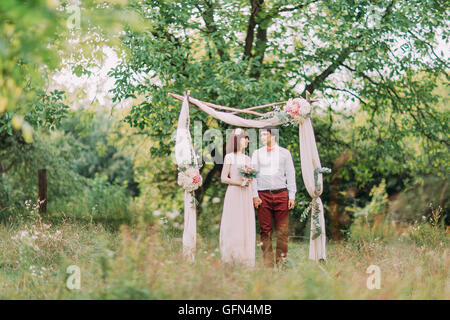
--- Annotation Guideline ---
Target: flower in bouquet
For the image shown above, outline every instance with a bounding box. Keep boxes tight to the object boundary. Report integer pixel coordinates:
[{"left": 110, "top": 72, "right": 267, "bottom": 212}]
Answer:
[
  {"left": 238, "top": 165, "right": 259, "bottom": 179},
  {"left": 238, "top": 165, "right": 258, "bottom": 187},
  {"left": 177, "top": 166, "right": 203, "bottom": 192}
]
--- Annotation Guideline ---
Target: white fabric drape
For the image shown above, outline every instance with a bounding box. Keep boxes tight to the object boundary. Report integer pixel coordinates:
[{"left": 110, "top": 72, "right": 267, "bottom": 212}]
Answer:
[
  {"left": 185, "top": 95, "right": 282, "bottom": 128},
  {"left": 176, "top": 92, "right": 326, "bottom": 262},
  {"left": 182, "top": 190, "right": 196, "bottom": 262},
  {"left": 175, "top": 92, "right": 197, "bottom": 262},
  {"left": 299, "top": 121, "right": 326, "bottom": 261}
]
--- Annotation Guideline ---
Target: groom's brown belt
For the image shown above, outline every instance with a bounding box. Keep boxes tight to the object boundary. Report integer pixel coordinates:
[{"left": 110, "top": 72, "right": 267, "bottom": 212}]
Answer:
[{"left": 258, "top": 188, "right": 287, "bottom": 194}]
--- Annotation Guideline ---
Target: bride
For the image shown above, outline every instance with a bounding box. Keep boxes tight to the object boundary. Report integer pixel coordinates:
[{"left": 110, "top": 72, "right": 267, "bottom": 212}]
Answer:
[{"left": 219, "top": 128, "right": 256, "bottom": 267}]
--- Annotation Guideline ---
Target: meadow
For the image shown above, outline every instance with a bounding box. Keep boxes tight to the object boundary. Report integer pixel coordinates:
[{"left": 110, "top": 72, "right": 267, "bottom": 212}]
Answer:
[{"left": 0, "top": 204, "right": 447, "bottom": 300}]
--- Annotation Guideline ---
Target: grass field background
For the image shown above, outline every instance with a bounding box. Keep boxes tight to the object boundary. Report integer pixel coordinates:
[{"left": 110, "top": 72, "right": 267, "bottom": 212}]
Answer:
[{"left": 0, "top": 209, "right": 447, "bottom": 300}]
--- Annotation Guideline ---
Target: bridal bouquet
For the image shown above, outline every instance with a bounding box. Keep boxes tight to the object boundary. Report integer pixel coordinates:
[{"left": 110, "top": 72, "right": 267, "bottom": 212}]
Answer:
[
  {"left": 276, "top": 97, "right": 311, "bottom": 125},
  {"left": 238, "top": 165, "right": 259, "bottom": 187},
  {"left": 177, "top": 165, "right": 203, "bottom": 192}
]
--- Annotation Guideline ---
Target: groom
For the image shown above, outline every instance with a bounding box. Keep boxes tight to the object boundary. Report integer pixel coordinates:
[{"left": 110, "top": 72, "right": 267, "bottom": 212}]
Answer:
[{"left": 251, "top": 126, "right": 297, "bottom": 268}]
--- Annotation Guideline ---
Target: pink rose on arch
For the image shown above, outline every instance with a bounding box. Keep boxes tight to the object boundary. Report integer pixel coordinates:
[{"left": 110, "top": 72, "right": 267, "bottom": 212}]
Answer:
[
  {"left": 282, "top": 97, "right": 311, "bottom": 124},
  {"left": 178, "top": 166, "right": 203, "bottom": 192},
  {"left": 192, "top": 174, "right": 201, "bottom": 184},
  {"left": 292, "top": 98, "right": 311, "bottom": 115}
]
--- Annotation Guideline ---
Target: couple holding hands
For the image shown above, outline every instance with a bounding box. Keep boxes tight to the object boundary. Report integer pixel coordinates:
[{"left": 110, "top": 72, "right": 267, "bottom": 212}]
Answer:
[{"left": 220, "top": 126, "right": 296, "bottom": 269}]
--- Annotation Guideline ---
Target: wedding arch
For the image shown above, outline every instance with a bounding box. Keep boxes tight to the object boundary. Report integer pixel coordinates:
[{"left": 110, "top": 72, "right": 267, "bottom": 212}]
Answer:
[{"left": 171, "top": 90, "right": 330, "bottom": 263}]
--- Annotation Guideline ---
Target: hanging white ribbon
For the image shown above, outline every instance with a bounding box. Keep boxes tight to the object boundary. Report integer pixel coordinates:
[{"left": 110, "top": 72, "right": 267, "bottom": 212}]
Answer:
[
  {"left": 175, "top": 92, "right": 197, "bottom": 262},
  {"left": 299, "top": 120, "right": 327, "bottom": 261}
]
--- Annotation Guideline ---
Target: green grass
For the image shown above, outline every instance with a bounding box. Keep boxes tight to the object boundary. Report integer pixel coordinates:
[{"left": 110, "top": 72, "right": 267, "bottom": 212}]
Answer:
[{"left": 0, "top": 214, "right": 448, "bottom": 299}]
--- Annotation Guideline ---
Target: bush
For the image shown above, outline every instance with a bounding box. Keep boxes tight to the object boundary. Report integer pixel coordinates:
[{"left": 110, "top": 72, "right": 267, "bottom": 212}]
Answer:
[
  {"left": 346, "top": 179, "right": 398, "bottom": 248},
  {"left": 406, "top": 204, "right": 448, "bottom": 249},
  {"left": 0, "top": 130, "right": 87, "bottom": 224},
  {"left": 389, "top": 175, "right": 449, "bottom": 224},
  {"left": 49, "top": 175, "right": 131, "bottom": 229}
]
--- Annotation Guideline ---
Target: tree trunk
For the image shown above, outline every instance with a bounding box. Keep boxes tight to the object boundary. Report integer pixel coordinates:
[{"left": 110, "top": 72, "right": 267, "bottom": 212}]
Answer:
[
  {"left": 328, "top": 151, "right": 353, "bottom": 240},
  {"left": 195, "top": 163, "right": 222, "bottom": 215}
]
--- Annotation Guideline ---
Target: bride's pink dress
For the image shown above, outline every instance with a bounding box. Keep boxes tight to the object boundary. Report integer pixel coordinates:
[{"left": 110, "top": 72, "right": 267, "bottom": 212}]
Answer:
[{"left": 220, "top": 152, "right": 256, "bottom": 267}]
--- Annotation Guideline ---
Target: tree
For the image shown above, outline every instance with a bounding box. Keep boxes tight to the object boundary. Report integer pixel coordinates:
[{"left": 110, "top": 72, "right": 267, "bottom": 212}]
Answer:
[
  {"left": 1, "top": 0, "right": 143, "bottom": 187},
  {"left": 59, "top": 106, "right": 141, "bottom": 197},
  {"left": 0, "top": 0, "right": 70, "bottom": 142},
  {"left": 109, "top": 0, "right": 448, "bottom": 228}
]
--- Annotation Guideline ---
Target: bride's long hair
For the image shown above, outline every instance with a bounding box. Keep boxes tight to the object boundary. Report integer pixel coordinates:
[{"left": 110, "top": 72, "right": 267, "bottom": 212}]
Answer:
[{"left": 226, "top": 128, "right": 249, "bottom": 154}]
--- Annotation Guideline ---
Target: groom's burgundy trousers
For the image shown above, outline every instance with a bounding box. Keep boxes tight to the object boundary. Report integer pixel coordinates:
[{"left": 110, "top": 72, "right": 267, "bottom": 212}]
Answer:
[{"left": 256, "top": 189, "right": 289, "bottom": 268}]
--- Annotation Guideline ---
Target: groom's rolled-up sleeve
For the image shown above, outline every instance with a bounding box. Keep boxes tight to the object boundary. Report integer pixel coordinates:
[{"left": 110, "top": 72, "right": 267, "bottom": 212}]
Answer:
[
  {"left": 285, "top": 149, "right": 297, "bottom": 200},
  {"left": 251, "top": 151, "right": 259, "bottom": 198}
]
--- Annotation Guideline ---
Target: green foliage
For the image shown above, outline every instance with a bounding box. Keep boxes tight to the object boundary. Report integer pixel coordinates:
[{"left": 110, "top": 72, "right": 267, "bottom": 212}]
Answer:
[
  {"left": 0, "top": 107, "right": 138, "bottom": 228},
  {"left": 351, "top": 179, "right": 389, "bottom": 218},
  {"left": 0, "top": 89, "right": 70, "bottom": 160},
  {"left": 0, "top": 0, "right": 67, "bottom": 141},
  {"left": 107, "top": 0, "right": 449, "bottom": 227},
  {"left": 0, "top": 0, "right": 145, "bottom": 142},
  {"left": 406, "top": 204, "right": 448, "bottom": 248},
  {"left": 112, "top": 0, "right": 448, "bottom": 149},
  {"left": 389, "top": 175, "right": 449, "bottom": 224},
  {"left": 59, "top": 107, "right": 140, "bottom": 197},
  {"left": 347, "top": 179, "right": 397, "bottom": 248},
  {"left": 50, "top": 174, "right": 131, "bottom": 227},
  {"left": 0, "top": 130, "right": 85, "bottom": 209},
  {"left": 25, "top": 90, "right": 70, "bottom": 130}
]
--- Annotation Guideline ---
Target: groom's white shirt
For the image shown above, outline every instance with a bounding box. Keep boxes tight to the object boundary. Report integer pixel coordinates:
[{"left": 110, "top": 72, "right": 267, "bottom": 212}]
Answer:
[{"left": 250, "top": 144, "right": 297, "bottom": 200}]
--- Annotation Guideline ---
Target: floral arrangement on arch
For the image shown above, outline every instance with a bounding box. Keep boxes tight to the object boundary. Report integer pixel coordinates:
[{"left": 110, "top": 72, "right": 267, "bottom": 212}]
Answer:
[
  {"left": 177, "top": 162, "right": 203, "bottom": 192},
  {"left": 274, "top": 97, "right": 312, "bottom": 126}
]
